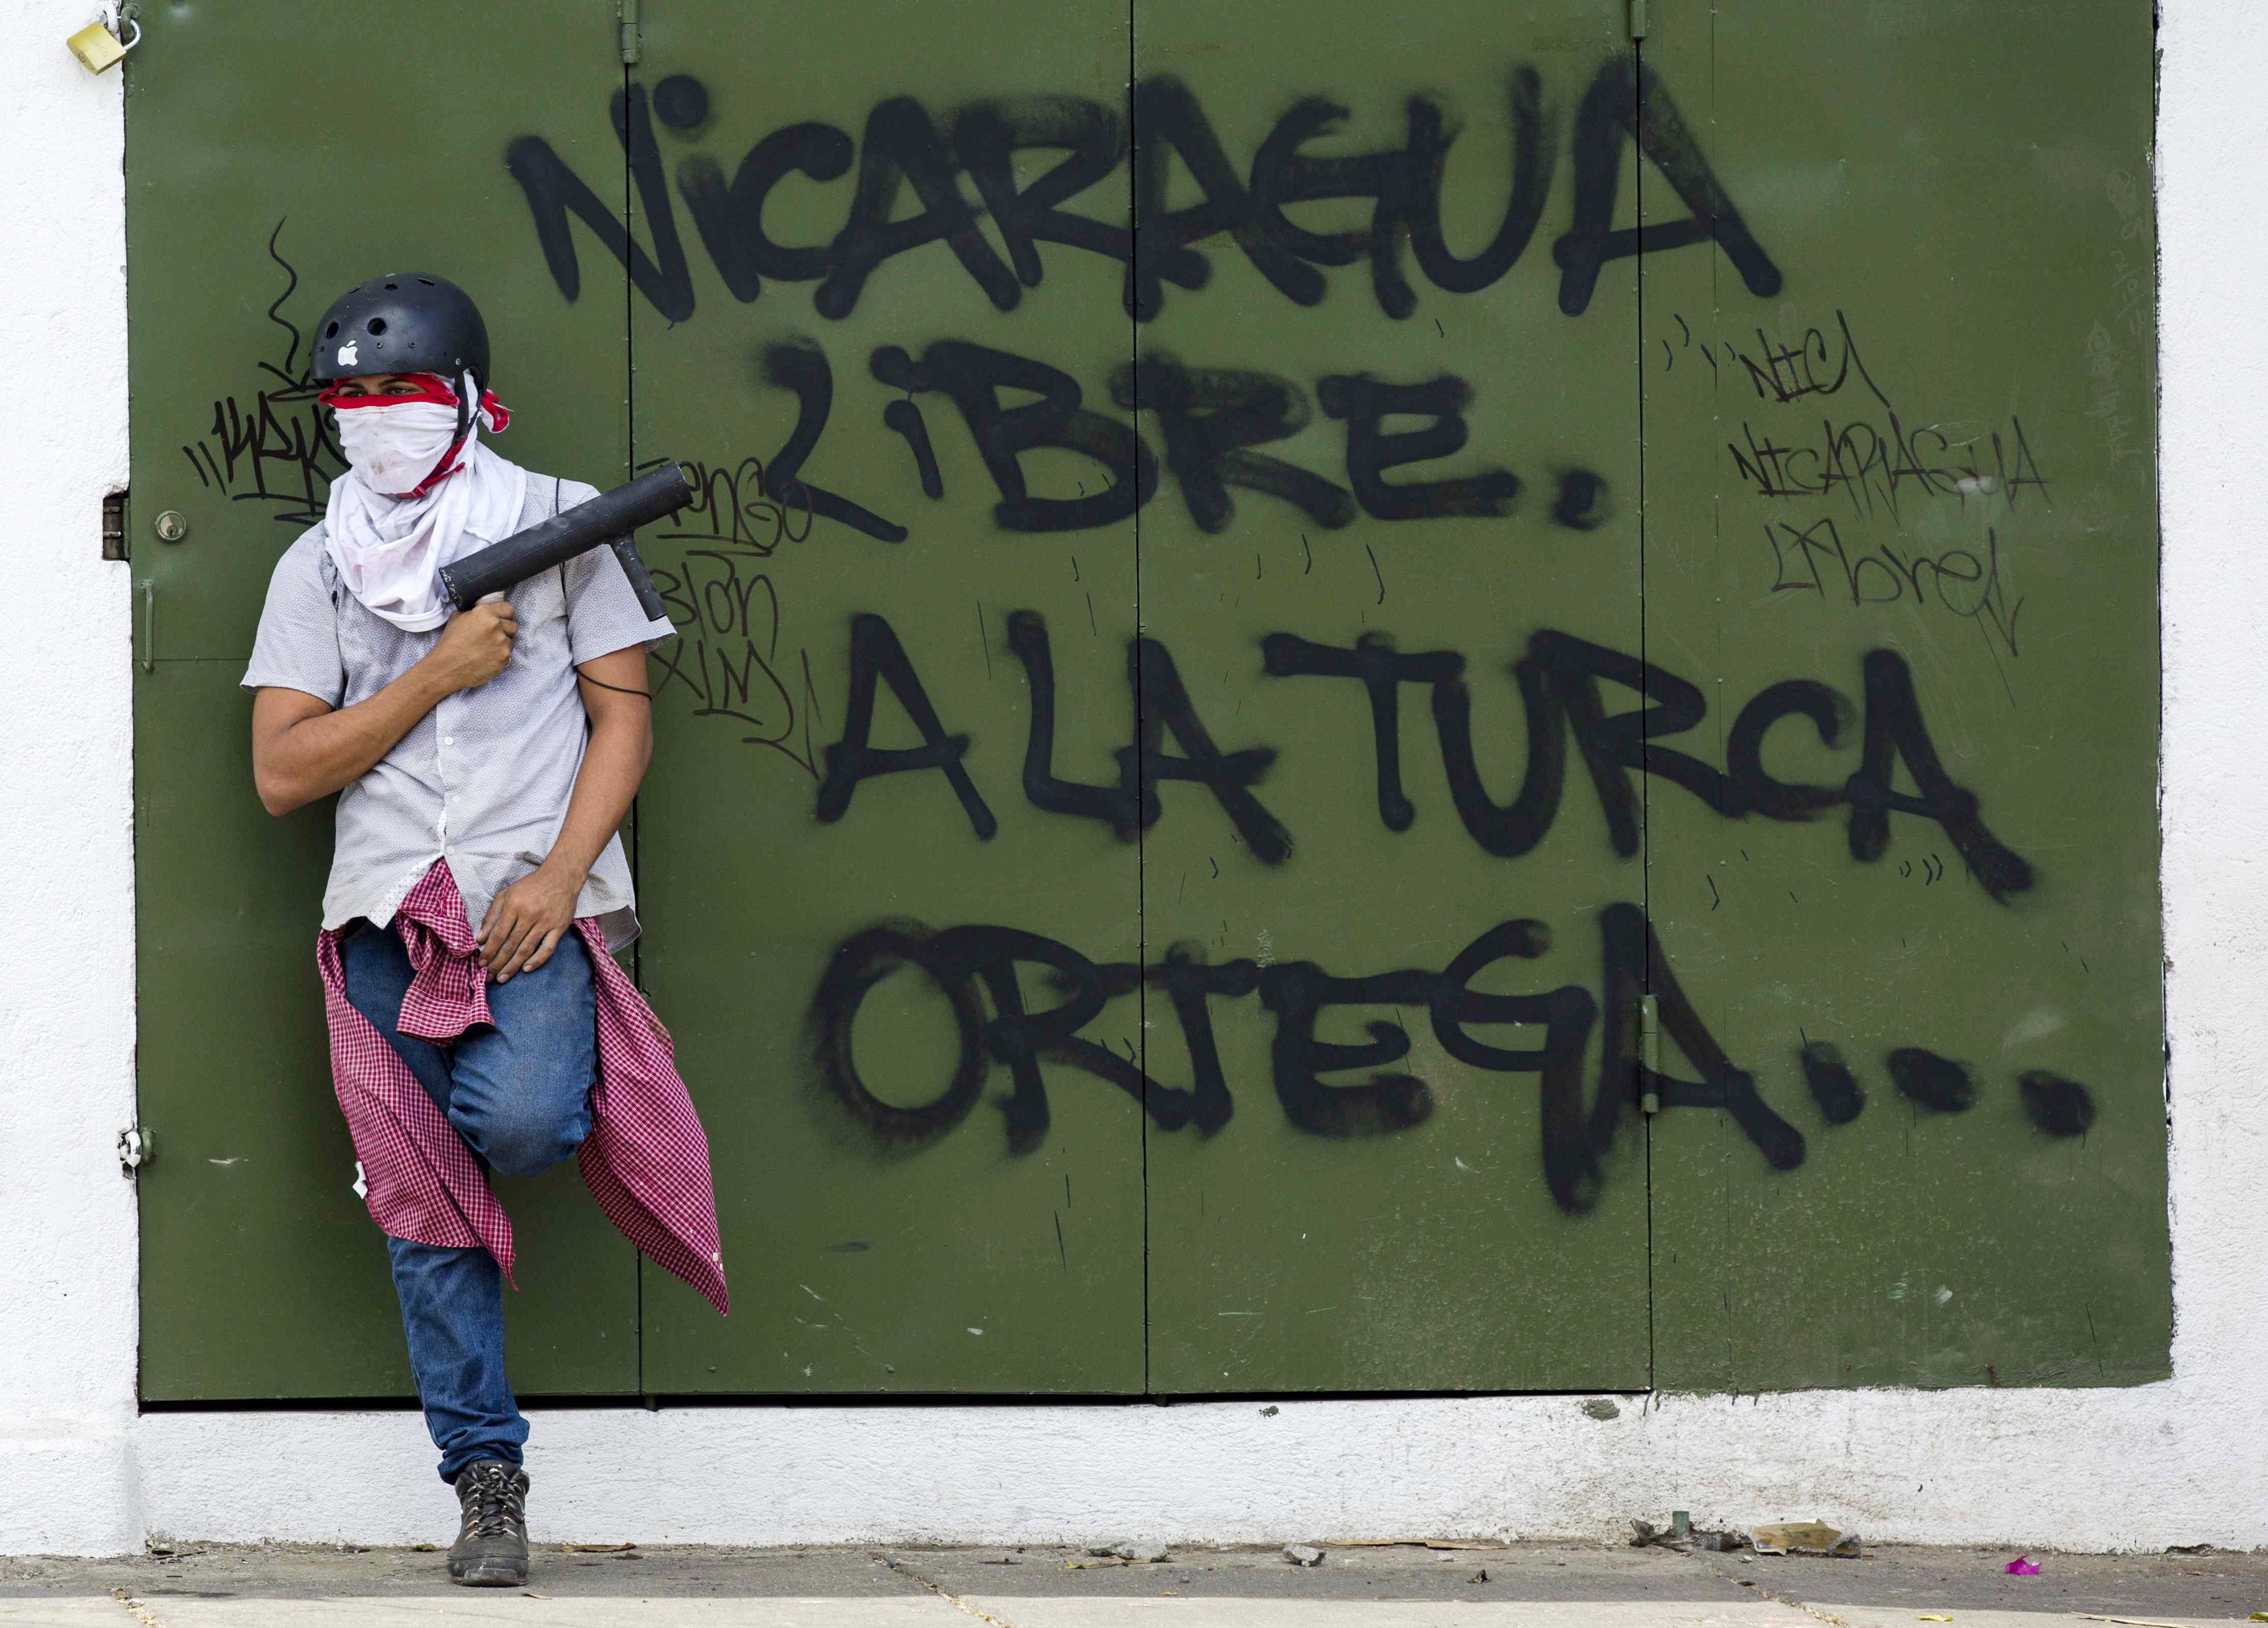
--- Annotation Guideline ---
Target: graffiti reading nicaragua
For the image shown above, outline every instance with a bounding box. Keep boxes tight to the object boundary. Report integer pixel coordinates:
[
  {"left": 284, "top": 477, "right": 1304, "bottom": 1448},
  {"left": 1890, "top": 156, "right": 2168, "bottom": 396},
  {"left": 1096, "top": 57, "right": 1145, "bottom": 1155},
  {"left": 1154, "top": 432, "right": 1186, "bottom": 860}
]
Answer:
[
  {"left": 507, "top": 58, "right": 1779, "bottom": 326},
  {"left": 487, "top": 47, "right": 2100, "bottom": 1219}
]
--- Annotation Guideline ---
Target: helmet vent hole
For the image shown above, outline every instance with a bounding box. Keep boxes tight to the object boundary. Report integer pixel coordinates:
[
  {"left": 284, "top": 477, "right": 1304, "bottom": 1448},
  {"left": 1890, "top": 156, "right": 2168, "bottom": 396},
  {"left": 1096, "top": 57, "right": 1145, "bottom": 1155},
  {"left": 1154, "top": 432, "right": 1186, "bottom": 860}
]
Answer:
[
  {"left": 367, "top": 318, "right": 388, "bottom": 335},
  {"left": 384, "top": 281, "right": 398, "bottom": 290},
  {"left": 324, "top": 322, "right": 339, "bottom": 338},
  {"left": 418, "top": 277, "right": 435, "bottom": 286}
]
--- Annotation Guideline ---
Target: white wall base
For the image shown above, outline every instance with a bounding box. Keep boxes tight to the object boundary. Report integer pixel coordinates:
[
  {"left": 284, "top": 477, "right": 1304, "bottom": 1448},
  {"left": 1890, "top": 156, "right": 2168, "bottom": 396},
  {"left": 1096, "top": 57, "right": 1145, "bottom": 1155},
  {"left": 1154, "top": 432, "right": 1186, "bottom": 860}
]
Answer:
[
  {"left": 7, "top": 0, "right": 2265, "bottom": 1559},
  {"left": 133, "top": 1385, "right": 2264, "bottom": 1552},
  {"left": 0, "top": 1429, "right": 139, "bottom": 1557}
]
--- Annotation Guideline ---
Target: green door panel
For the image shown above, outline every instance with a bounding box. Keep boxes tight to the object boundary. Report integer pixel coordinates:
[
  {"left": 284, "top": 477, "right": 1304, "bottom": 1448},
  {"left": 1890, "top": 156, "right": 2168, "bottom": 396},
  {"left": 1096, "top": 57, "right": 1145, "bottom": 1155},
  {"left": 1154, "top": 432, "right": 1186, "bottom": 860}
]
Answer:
[
  {"left": 129, "top": 2, "right": 640, "bottom": 1397},
  {"left": 1131, "top": 1, "right": 1652, "bottom": 1391},
  {"left": 125, "top": 0, "right": 632, "bottom": 660},
  {"left": 623, "top": 0, "right": 1148, "bottom": 1392},
  {"left": 1636, "top": 1, "right": 2168, "bottom": 1388},
  {"left": 135, "top": 663, "right": 638, "bottom": 1400}
]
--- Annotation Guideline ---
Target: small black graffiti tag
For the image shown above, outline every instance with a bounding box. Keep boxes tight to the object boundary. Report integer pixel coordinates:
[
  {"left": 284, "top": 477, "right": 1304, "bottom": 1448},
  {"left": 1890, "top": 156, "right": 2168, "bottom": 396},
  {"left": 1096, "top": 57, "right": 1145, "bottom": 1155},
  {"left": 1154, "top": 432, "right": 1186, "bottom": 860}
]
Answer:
[
  {"left": 648, "top": 544, "right": 821, "bottom": 777},
  {"left": 185, "top": 221, "right": 344, "bottom": 528}
]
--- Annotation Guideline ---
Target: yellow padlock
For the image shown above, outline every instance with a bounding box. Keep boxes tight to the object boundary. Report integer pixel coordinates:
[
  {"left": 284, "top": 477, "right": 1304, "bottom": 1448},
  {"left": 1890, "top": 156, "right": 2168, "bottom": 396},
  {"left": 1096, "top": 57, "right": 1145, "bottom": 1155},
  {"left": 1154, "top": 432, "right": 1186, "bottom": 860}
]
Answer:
[{"left": 67, "top": 18, "right": 134, "bottom": 75}]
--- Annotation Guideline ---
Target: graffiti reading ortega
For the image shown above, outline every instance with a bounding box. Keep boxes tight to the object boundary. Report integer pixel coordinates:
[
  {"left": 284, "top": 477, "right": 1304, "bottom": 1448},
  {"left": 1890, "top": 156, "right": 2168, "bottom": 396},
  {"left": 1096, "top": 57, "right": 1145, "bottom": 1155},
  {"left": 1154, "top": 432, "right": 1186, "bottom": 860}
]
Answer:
[
  {"left": 811, "top": 904, "right": 2097, "bottom": 1216},
  {"left": 507, "top": 54, "right": 1780, "bottom": 326},
  {"left": 812, "top": 612, "right": 2034, "bottom": 903}
]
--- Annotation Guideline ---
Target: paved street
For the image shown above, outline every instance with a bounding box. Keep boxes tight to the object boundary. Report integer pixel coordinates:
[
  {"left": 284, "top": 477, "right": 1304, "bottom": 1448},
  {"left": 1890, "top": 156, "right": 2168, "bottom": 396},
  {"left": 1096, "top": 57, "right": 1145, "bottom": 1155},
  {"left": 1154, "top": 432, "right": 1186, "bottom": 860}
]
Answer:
[{"left": 3, "top": 1542, "right": 2264, "bottom": 1626}]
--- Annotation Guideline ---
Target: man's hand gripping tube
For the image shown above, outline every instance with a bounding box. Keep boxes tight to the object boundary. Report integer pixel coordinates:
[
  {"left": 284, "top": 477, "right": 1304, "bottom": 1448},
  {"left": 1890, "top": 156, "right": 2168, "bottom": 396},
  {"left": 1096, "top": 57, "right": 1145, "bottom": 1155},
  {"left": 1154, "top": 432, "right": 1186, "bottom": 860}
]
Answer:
[{"left": 438, "top": 463, "right": 696, "bottom": 624}]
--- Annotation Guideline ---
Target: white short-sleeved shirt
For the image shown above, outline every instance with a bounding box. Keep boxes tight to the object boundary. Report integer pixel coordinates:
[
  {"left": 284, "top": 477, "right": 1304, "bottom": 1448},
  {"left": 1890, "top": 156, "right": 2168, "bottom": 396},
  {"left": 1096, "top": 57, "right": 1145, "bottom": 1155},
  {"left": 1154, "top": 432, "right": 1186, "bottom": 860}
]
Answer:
[{"left": 242, "top": 469, "right": 674, "bottom": 950}]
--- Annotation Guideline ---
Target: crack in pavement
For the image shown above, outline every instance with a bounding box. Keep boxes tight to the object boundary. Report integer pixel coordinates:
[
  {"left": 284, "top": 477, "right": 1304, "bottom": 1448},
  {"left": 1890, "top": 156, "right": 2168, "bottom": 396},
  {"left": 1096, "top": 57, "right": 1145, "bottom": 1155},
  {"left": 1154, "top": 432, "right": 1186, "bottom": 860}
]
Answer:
[
  {"left": 1686, "top": 1551, "right": 1856, "bottom": 1627},
  {"left": 876, "top": 1552, "right": 1029, "bottom": 1628}
]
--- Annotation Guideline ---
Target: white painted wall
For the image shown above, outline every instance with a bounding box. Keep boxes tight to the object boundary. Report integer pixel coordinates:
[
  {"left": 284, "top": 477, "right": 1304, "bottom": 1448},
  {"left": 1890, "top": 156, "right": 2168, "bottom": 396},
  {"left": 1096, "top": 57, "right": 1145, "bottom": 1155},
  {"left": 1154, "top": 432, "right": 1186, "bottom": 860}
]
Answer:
[
  {"left": 3, "top": 0, "right": 2259, "bottom": 1557},
  {"left": 0, "top": 0, "right": 141, "bottom": 1560}
]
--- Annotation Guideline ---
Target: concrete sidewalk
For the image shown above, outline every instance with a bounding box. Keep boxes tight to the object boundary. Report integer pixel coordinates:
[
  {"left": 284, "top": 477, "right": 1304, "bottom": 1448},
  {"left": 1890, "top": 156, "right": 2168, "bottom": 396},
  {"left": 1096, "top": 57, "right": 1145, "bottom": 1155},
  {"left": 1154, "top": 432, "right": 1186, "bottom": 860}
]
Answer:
[{"left": 3, "top": 1542, "right": 2264, "bottom": 1626}]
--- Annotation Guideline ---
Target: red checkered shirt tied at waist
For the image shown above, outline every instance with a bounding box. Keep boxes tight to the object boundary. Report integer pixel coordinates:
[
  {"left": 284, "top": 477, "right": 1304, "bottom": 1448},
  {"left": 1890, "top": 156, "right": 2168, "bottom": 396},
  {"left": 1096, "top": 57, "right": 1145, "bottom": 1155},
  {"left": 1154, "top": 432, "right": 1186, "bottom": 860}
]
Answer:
[{"left": 317, "top": 860, "right": 727, "bottom": 1314}]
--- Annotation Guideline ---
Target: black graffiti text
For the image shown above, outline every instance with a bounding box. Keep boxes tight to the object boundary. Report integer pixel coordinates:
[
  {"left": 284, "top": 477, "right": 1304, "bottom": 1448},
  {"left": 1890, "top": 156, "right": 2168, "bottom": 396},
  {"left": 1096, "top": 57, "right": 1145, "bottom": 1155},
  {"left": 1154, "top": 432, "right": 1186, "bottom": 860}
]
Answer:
[
  {"left": 811, "top": 906, "right": 2095, "bottom": 1214},
  {"left": 1765, "top": 517, "right": 2024, "bottom": 658},
  {"left": 1722, "top": 312, "right": 2051, "bottom": 523},
  {"left": 507, "top": 55, "right": 1780, "bottom": 326},
  {"left": 649, "top": 545, "right": 820, "bottom": 777},
  {"left": 184, "top": 220, "right": 343, "bottom": 528},
  {"left": 658, "top": 451, "right": 814, "bottom": 556},
  {"left": 750, "top": 337, "right": 1555, "bottom": 538},
  {"left": 808, "top": 612, "right": 2034, "bottom": 902}
]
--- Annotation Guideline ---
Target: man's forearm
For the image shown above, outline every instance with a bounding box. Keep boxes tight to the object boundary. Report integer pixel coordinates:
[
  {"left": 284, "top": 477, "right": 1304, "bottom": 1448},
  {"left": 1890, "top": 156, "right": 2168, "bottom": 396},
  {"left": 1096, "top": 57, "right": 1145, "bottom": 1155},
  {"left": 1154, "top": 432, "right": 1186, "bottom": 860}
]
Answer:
[
  {"left": 477, "top": 650, "right": 653, "bottom": 977},
  {"left": 257, "top": 663, "right": 455, "bottom": 814},
  {"left": 536, "top": 710, "right": 650, "bottom": 888}
]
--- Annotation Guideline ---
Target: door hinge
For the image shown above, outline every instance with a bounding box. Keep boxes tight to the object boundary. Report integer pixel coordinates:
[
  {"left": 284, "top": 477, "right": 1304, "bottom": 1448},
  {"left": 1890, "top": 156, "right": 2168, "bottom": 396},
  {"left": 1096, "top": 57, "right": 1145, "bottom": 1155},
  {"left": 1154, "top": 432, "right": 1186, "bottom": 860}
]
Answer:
[
  {"left": 117, "top": 1126, "right": 153, "bottom": 1174},
  {"left": 1638, "top": 994, "right": 1661, "bottom": 1113},
  {"left": 1628, "top": 0, "right": 1649, "bottom": 39},
  {"left": 619, "top": 0, "right": 641, "bottom": 65},
  {"left": 102, "top": 490, "right": 127, "bottom": 561}
]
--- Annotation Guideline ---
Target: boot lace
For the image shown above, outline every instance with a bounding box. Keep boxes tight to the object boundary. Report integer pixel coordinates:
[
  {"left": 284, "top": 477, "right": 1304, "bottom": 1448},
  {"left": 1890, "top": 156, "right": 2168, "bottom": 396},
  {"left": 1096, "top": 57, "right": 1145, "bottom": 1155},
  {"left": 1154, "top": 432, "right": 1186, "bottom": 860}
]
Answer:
[{"left": 460, "top": 1466, "right": 524, "bottom": 1539}]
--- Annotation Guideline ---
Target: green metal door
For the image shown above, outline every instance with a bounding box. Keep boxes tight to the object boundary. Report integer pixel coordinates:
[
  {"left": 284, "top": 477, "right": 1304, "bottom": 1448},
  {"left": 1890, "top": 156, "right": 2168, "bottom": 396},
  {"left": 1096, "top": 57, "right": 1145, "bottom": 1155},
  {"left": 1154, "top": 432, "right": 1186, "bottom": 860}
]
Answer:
[
  {"left": 622, "top": 0, "right": 1150, "bottom": 1393},
  {"left": 129, "top": 1, "right": 640, "bottom": 1398},
  {"left": 132, "top": 0, "right": 2165, "bottom": 1400},
  {"left": 1130, "top": 1, "right": 1651, "bottom": 1391},
  {"left": 1635, "top": 1, "right": 2169, "bottom": 1387}
]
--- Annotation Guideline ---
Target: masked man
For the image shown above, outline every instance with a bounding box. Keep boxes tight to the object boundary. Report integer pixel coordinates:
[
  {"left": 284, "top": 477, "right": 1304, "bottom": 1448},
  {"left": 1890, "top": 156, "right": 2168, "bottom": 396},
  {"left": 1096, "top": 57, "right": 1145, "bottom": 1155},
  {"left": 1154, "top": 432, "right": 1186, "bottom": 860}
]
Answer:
[{"left": 243, "top": 275, "right": 726, "bottom": 1587}]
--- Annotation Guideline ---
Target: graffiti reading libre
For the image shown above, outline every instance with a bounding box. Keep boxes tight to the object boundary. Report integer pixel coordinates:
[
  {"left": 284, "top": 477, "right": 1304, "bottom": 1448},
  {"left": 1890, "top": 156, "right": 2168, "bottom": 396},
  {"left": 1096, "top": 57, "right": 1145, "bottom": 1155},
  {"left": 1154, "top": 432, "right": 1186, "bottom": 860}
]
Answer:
[{"left": 488, "top": 45, "right": 2104, "bottom": 1220}]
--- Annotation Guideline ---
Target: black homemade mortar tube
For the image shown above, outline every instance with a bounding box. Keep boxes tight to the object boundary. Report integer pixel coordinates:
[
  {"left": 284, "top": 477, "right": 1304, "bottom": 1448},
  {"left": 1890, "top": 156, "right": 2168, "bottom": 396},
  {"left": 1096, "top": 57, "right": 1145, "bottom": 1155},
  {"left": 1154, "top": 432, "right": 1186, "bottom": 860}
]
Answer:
[{"left": 438, "top": 463, "right": 695, "bottom": 624}]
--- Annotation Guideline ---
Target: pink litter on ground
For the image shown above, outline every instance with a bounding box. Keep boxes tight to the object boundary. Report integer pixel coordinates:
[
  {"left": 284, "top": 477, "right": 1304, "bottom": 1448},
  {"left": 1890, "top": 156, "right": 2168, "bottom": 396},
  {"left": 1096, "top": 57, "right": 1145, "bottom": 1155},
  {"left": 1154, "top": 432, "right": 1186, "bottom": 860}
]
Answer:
[{"left": 2005, "top": 1556, "right": 2042, "bottom": 1575}]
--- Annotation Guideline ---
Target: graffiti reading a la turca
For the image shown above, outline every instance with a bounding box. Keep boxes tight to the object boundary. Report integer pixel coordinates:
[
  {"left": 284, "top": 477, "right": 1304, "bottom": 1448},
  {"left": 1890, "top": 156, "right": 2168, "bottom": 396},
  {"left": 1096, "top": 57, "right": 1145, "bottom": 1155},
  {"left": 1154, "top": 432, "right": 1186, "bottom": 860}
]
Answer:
[{"left": 502, "top": 50, "right": 2095, "bottom": 1219}]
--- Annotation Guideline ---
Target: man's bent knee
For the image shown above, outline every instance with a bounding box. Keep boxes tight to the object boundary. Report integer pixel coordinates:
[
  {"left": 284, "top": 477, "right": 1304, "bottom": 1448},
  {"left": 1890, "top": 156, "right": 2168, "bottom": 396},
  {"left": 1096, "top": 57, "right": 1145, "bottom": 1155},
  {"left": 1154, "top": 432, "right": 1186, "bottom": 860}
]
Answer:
[{"left": 464, "top": 1100, "right": 590, "bottom": 1179}]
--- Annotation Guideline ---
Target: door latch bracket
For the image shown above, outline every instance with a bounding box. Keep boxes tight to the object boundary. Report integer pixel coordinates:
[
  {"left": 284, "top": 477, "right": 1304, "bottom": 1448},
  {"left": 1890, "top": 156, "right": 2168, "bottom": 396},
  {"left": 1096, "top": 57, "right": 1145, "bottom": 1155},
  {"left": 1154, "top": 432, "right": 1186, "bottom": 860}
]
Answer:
[{"left": 102, "top": 490, "right": 127, "bottom": 561}]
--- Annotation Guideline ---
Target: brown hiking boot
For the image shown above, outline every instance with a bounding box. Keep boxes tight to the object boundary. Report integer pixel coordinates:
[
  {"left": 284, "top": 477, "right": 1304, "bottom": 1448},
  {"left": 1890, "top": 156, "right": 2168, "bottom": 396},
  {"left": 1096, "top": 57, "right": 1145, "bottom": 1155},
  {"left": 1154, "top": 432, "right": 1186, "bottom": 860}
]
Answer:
[{"left": 448, "top": 1459, "right": 530, "bottom": 1586}]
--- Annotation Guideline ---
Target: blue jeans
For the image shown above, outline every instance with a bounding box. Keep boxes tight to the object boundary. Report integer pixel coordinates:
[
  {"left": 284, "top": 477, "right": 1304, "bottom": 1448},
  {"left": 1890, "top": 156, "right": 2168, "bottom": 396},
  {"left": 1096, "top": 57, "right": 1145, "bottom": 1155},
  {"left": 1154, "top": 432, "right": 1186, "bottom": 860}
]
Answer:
[{"left": 341, "top": 919, "right": 598, "bottom": 1483}]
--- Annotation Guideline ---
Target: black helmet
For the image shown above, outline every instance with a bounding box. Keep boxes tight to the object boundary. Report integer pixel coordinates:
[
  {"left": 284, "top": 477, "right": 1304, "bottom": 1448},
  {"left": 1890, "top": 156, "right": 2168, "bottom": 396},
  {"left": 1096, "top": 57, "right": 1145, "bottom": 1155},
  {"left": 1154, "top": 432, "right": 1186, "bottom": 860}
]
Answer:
[{"left": 312, "top": 274, "right": 490, "bottom": 390}]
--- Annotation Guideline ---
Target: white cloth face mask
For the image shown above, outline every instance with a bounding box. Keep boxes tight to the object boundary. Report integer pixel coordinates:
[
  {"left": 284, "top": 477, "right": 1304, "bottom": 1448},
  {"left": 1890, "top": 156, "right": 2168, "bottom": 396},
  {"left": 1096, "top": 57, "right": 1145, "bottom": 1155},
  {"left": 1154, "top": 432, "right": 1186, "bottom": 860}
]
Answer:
[
  {"left": 333, "top": 399, "right": 467, "bottom": 497},
  {"left": 321, "top": 374, "right": 523, "bottom": 633}
]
